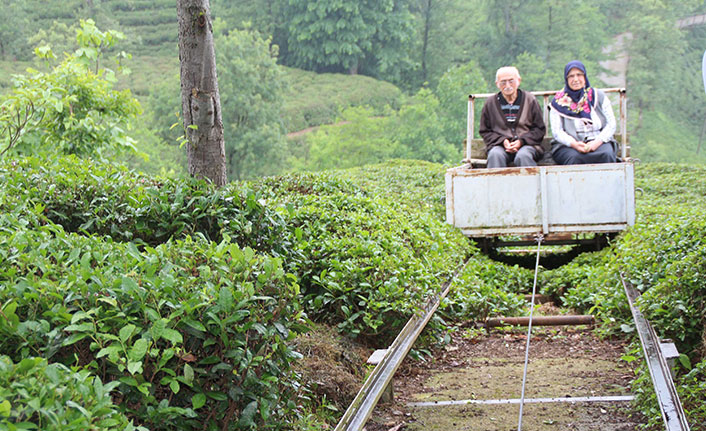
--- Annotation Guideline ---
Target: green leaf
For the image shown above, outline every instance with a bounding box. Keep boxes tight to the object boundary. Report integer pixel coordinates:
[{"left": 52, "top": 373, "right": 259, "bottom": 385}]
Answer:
[
  {"left": 66, "top": 400, "right": 90, "bottom": 417},
  {"left": 678, "top": 353, "right": 691, "bottom": 370},
  {"left": 127, "top": 361, "right": 143, "bottom": 375},
  {"left": 120, "top": 324, "right": 136, "bottom": 342},
  {"left": 238, "top": 400, "right": 258, "bottom": 427},
  {"left": 17, "top": 358, "right": 41, "bottom": 373},
  {"left": 96, "top": 296, "right": 117, "bottom": 307},
  {"left": 119, "top": 376, "right": 138, "bottom": 387},
  {"left": 121, "top": 276, "right": 140, "bottom": 292},
  {"left": 61, "top": 333, "right": 89, "bottom": 346},
  {"left": 65, "top": 322, "right": 94, "bottom": 332},
  {"left": 129, "top": 338, "right": 149, "bottom": 362},
  {"left": 0, "top": 400, "right": 11, "bottom": 417},
  {"left": 191, "top": 393, "right": 206, "bottom": 410},
  {"left": 183, "top": 363, "right": 194, "bottom": 385},
  {"left": 161, "top": 328, "right": 183, "bottom": 345},
  {"left": 97, "top": 344, "right": 121, "bottom": 360},
  {"left": 183, "top": 318, "right": 206, "bottom": 332},
  {"left": 150, "top": 319, "right": 167, "bottom": 341},
  {"left": 206, "top": 391, "right": 227, "bottom": 401},
  {"left": 170, "top": 380, "right": 180, "bottom": 394}
]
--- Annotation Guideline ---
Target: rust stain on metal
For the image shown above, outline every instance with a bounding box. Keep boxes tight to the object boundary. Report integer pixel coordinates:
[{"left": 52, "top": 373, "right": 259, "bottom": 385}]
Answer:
[{"left": 454, "top": 167, "right": 540, "bottom": 177}]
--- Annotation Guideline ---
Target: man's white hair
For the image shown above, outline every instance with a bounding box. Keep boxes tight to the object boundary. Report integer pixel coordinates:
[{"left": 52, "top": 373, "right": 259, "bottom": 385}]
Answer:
[{"left": 495, "top": 66, "right": 521, "bottom": 82}]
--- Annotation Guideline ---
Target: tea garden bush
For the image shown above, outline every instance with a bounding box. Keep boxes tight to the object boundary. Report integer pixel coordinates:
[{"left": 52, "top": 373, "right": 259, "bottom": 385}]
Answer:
[
  {"left": 0, "top": 213, "right": 304, "bottom": 430},
  {"left": 0, "top": 355, "right": 146, "bottom": 430},
  {"left": 1, "top": 157, "right": 303, "bottom": 429},
  {"left": 0, "top": 156, "right": 529, "bottom": 428},
  {"left": 3, "top": 156, "right": 706, "bottom": 428}
]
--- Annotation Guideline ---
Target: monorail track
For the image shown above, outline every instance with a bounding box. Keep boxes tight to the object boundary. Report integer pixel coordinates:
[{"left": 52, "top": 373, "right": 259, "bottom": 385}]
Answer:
[{"left": 334, "top": 246, "right": 691, "bottom": 431}]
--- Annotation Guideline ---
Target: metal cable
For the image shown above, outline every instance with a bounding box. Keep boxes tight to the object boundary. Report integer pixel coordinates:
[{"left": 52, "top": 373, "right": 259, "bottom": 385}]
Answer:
[{"left": 517, "top": 234, "right": 543, "bottom": 431}]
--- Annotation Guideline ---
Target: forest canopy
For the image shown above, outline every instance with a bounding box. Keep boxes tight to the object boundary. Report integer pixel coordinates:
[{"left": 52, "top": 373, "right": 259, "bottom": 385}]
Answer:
[{"left": 1, "top": 0, "right": 706, "bottom": 176}]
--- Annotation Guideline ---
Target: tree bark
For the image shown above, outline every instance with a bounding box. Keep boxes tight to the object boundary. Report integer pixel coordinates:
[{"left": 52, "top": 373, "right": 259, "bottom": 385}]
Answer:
[{"left": 177, "top": 0, "right": 227, "bottom": 186}]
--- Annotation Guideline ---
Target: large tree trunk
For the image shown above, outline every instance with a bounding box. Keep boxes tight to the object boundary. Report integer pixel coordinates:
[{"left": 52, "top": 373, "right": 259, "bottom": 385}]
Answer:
[
  {"left": 177, "top": 0, "right": 227, "bottom": 186},
  {"left": 420, "top": 0, "right": 432, "bottom": 85}
]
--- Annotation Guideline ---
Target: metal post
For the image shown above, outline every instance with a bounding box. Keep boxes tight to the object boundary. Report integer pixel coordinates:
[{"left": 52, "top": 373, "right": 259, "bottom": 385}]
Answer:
[
  {"left": 543, "top": 95, "right": 550, "bottom": 137},
  {"left": 467, "top": 95, "right": 475, "bottom": 163},
  {"left": 539, "top": 167, "right": 548, "bottom": 234},
  {"left": 620, "top": 89, "right": 628, "bottom": 159}
]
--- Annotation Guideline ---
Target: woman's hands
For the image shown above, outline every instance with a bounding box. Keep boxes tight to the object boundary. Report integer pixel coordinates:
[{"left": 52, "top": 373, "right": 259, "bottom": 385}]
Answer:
[{"left": 570, "top": 139, "right": 603, "bottom": 153}]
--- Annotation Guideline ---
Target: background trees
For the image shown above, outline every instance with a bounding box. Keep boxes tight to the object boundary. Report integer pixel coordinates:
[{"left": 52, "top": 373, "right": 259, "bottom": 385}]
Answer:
[
  {"left": 3, "top": 0, "right": 706, "bottom": 173},
  {"left": 279, "top": 0, "right": 415, "bottom": 82},
  {"left": 0, "top": 20, "right": 140, "bottom": 158},
  {"left": 215, "top": 26, "right": 288, "bottom": 180}
]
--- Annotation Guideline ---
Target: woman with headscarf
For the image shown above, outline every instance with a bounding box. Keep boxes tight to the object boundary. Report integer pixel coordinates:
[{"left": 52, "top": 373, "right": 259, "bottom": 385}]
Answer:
[{"left": 549, "top": 60, "right": 617, "bottom": 164}]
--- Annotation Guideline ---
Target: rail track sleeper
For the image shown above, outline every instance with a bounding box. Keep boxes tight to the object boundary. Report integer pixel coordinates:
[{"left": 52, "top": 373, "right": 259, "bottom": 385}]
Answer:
[{"left": 486, "top": 315, "right": 595, "bottom": 327}]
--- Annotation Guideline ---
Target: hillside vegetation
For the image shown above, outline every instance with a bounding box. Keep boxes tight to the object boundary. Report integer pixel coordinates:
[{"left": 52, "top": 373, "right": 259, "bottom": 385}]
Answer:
[
  {"left": 1, "top": 2, "right": 706, "bottom": 430},
  {"left": 3, "top": 0, "right": 706, "bottom": 181},
  {"left": 1, "top": 156, "right": 705, "bottom": 429}
]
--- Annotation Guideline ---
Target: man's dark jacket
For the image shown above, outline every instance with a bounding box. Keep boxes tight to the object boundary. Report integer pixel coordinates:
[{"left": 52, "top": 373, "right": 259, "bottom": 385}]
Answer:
[{"left": 479, "top": 89, "right": 546, "bottom": 155}]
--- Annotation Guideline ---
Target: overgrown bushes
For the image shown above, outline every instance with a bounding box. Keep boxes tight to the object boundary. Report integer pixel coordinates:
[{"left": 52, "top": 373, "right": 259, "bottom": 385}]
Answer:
[
  {"left": 0, "top": 212, "right": 304, "bottom": 429},
  {"left": 1, "top": 157, "right": 306, "bottom": 429},
  {"left": 0, "top": 156, "right": 288, "bottom": 251},
  {"left": 3, "top": 156, "right": 706, "bottom": 429},
  {"left": 256, "top": 167, "right": 470, "bottom": 342},
  {"left": 0, "top": 356, "right": 145, "bottom": 430},
  {"left": 0, "top": 218, "right": 306, "bottom": 429}
]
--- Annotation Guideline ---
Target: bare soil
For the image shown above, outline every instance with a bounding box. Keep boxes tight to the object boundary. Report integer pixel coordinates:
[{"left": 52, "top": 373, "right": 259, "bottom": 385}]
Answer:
[{"left": 363, "top": 325, "right": 646, "bottom": 431}]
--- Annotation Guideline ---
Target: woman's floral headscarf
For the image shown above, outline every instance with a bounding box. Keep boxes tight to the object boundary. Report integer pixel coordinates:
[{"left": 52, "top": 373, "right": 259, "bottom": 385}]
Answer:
[{"left": 550, "top": 60, "right": 596, "bottom": 120}]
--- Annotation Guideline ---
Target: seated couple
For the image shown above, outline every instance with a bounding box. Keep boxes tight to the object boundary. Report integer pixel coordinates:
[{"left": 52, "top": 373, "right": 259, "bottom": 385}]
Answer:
[{"left": 479, "top": 61, "right": 618, "bottom": 168}]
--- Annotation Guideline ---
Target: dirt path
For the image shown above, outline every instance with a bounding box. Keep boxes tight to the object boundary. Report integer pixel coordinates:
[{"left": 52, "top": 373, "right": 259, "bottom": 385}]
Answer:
[{"left": 364, "top": 326, "right": 646, "bottom": 431}]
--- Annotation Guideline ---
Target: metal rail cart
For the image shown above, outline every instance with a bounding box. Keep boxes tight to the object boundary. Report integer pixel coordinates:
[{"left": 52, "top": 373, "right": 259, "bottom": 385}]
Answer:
[{"left": 445, "top": 88, "right": 635, "bottom": 249}]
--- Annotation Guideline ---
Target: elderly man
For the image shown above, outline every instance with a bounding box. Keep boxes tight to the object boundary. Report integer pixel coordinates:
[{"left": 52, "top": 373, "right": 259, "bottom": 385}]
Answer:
[{"left": 479, "top": 66, "right": 546, "bottom": 168}]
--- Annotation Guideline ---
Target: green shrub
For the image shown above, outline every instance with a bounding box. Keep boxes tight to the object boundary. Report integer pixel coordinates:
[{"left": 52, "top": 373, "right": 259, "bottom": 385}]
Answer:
[
  {"left": 255, "top": 166, "right": 469, "bottom": 342},
  {"left": 612, "top": 164, "right": 706, "bottom": 355},
  {"left": 1, "top": 20, "right": 140, "bottom": 158},
  {"left": 0, "top": 156, "right": 288, "bottom": 252},
  {"left": 677, "top": 359, "right": 706, "bottom": 427},
  {"left": 0, "top": 217, "right": 304, "bottom": 430},
  {"left": 0, "top": 356, "right": 145, "bottom": 430}
]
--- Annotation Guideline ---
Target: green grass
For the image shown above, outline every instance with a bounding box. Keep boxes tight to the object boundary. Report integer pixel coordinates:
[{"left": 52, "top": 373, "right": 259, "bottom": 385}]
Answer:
[
  {"left": 282, "top": 66, "right": 402, "bottom": 132},
  {"left": 115, "top": 55, "right": 179, "bottom": 99},
  {"left": 629, "top": 110, "right": 706, "bottom": 163}
]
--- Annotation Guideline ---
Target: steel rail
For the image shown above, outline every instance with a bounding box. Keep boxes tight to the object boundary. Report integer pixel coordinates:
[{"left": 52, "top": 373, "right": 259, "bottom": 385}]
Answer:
[
  {"left": 620, "top": 274, "right": 691, "bottom": 431},
  {"left": 333, "top": 261, "right": 469, "bottom": 431}
]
